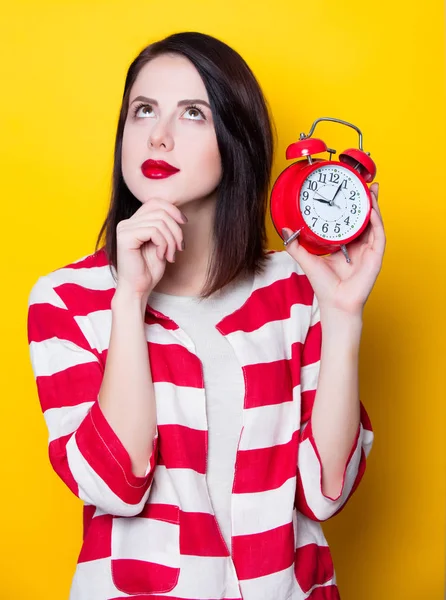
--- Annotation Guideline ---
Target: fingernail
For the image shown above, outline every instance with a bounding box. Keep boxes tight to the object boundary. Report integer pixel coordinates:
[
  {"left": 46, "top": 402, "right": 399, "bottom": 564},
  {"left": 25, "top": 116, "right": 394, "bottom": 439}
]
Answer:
[
  {"left": 181, "top": 211, "right": 188, "bottom": 223},
  {"left": 282, "top": 228, "right": 289, "bottom": 238},
  {"left": 181, "top": 240, "right": 185, "bottom": 251}
]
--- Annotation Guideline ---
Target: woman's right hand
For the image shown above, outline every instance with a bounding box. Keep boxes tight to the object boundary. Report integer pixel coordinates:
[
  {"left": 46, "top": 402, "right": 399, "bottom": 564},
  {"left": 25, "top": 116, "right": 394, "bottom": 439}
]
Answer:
[{"left": 115, "top": 198, "right": 187, "bottom": 301}]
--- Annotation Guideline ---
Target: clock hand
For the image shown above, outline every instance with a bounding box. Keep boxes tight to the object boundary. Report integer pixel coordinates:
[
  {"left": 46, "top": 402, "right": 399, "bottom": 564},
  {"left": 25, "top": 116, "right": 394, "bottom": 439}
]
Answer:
[
  {"left": 314, "top": 192, "right": 331, "bottom": 201},
  {"left": 330, "top": 182, "right": 344, "bottom": 205},
  {"left": 313, "top": 198, "right": 332, "bottom": 205}
]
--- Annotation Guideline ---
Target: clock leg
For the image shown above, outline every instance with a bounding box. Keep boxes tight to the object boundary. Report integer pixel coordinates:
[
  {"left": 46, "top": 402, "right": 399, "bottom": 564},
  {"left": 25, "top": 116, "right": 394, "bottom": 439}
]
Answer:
[
  {"left": 283, "top": 228, "right": 303, "bottom": 246},
  {"left": 340, "top": 244, "right": 351, "bottom": 263}
]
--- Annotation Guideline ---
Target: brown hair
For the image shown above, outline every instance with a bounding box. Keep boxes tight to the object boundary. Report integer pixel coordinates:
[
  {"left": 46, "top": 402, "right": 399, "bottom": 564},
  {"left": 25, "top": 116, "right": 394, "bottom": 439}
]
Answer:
[{"left": 95, "top": 31, "right": 276, "bottom": 297}]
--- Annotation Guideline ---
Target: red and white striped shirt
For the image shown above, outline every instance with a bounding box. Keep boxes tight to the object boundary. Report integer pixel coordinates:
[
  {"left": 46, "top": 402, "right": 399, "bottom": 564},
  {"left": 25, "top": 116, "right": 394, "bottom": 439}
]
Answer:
[{"left": 27, "top": 247, "right": 373, "bottom": 600}]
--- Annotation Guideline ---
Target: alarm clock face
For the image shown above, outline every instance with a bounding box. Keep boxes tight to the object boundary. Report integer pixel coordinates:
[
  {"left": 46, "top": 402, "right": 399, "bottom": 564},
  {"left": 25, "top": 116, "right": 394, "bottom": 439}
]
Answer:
[{"left": 299, "top": 164, "right": 369, "bottom": 241}]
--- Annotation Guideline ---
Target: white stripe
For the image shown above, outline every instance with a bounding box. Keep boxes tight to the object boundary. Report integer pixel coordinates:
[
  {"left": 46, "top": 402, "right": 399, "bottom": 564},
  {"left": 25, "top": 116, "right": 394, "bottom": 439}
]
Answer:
[
  {"left": 293, "top": 508, "right": 328, "bottom": 548},
  {"left": 162, "top": 555, "right": 241, "bottom": 599},
  {"left": 67, "top": 435, "right": 151, "bottom": 517},
  {"left": 151, "top": 466, "right": 212, "bottom": 513},
  {"left": 29, "top": 337, "right": 99, "bottom": 377},
  {"left": 75, "top": 311, "right": 110, "bottom": 352},
  {"left": 238, "top": 398, "right": 300, "bottom": 450},
  {"left": 232, "top": 477, "right": 296, "bottom": 535},
  {"left": 112, "top": 517, "right": 180, "bottom": 567},
  {"left": 154, "top": 382, "right": 207, "bottom": 430},
  {"left": 44, "top": 402, "right": 94, "bottom": 442},
  {"left": 301, "top": 361, "right": 320, "bottom": 393},
  {"left": 146, "top": 319, "right": 197, "bottom": 353},
  {"left": 77, "top": 310, "right": 192, "bottom": 353},
  {"left": 298, "top": 424, "right": 364, "bottom": 520},
  {"left": 239, "top": 564, "right": 306, "bottom": 600},
  {"left": 70, "top": 557, "right": 125, "bottom": 600},
  {"left": 28, "top": 276, "right": 67, "bottom": 309},
  {"left": 363, "top": 427, "right": 374, "bottom": 457},
  {"left": 48, "top": 265, "right": 115, "bottom": 291}
]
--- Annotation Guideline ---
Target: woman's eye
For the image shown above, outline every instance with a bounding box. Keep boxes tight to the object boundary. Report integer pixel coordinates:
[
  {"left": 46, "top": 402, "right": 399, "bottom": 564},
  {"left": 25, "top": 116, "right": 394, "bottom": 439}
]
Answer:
[
  {"left": 134, "top": 104, "right": 155, "bottom": 118},
  {"left": 183, "top": 107, "right": 205, "bottom": 120}
]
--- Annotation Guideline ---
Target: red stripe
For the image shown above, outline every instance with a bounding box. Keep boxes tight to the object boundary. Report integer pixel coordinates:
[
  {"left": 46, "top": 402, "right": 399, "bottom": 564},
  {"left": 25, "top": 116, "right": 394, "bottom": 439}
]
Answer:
[
  {"left": 36, "top": 361, "right": 103, "bottom": 412},
  {"left": 145, "top": 311, "right": 180, "bottom": 328},
  {"left": 55, "top": 283, "right": 115, "bottom": 316},
  {"left": 97, "top": 344, "right": 203, "bottom": 389},
  {"left": 111, "top": 559, "right": 180, "bottom": 595},
  {"left": 307, "top": 585, "right": 340, "bottom": 600},
  {"left": 157, "top": 424, "right": 206, "bottom": 474},
  {"left": 232, "top": 521, "right": 294, "bottom": 579},
  {"left": 233, "top": 431, "right": 298, "bottom": 493},
  {"left": 294, "top": 544, "right": 334, "bottom": 593},
  {"left": 139, "top": 503, "right": 179, "bottom": 524},
  {"left": 243, "top": 359, "right": 293, "bottom": 408},
  {"left": 180, "top": 512, "right": 229, "bottom": 557},
  {"left": 48, "top": 433, "right": 79, "bottom": 497},
  {"left": 218, "top": 271, "right": 314, "bottom": 335},
  {"left": 147, "top": 344, "right": 203, "bottom": 387},
  {"left": 110, "top": 597, "right": 242, "bottom": 600},
  {"left": 301, "top": 389, "right": 316, "bottom": 425},
  {"left": 82, "top": 504, "right": 96, "bottom": 539},
  {"left": 302, "top": 321, "right": 321, "bottom": 367},
  {"left": 75, "top": 401, "right": 157, "bottom": 504},
  {"left": 63, "top": 247, "right": 109, "bottom": 269},
  {"left": 28, "top": 302, "right": 94, "bottom": 351},
  {"left": 78, "top": 514, "right": 112, "bottom": 563},
  {"left": 360, "top": 401, "right": 372, "bottom": 431}
]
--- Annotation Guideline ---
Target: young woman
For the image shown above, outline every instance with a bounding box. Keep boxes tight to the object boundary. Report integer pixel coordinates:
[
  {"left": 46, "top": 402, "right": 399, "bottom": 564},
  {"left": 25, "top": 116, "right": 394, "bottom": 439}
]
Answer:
[{"left": 27, "top": 31, "right": 385, "bottom": 600}]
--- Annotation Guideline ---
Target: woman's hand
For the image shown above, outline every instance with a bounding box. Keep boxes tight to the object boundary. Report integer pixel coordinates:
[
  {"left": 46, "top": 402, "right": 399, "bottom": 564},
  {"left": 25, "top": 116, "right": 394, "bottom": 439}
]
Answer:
[
  {"left": 283, "top": 183, "right": 385, "bottom": 316},
  {"left": 115, "top": 198, "right": 187, "bottom": 300}
]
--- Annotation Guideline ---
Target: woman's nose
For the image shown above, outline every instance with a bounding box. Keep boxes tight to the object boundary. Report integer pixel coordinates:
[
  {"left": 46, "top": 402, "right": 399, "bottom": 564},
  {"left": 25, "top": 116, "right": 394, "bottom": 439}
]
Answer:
[{"left": 148, "top": 122, "right": 174, "bottom": 151}]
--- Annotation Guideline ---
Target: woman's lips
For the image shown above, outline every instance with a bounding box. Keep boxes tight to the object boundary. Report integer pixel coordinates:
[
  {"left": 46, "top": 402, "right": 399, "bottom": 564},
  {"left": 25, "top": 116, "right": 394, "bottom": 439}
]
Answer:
[{"left": 141, "top": 159, "right": 180, "bottom": 179}]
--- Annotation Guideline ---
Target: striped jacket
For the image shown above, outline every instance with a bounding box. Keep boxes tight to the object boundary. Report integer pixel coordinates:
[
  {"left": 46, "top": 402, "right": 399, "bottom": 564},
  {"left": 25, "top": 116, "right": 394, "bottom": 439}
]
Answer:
[{"left": 27, "top": 247, "right": 373, "bottom": 600}]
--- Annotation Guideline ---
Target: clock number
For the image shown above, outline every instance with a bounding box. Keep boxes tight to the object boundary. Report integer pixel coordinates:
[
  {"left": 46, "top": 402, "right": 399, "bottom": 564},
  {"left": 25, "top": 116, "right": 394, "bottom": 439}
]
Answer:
[
  {"left": 312, "top": 217, "right": 318, "bottom": 227},
  {"left": 344, "top": 216, "right": 350, "bottom": 226},
  {"left": 342, "top": 179, "right": 348, "bottom": 189},
  {"left": 318, "top": 173, "right": 327, "bottom": 184},
  {"left": 308, "top": 180, "right": 318, "bottom": 191},
  {"left": 349, "top": 190, "right": 356, "bottom": 200},
  {"left": 329, "top": 173, "right": 340, "bottom": 183},
  {"left": 334, "top": 223, "right": 341, "bottom": 234},
  {"left": 302, "top": 191, "right": 309, "bottom": 201},
  {"left": 322, "top": 223, "right": 329, "bottom": 234},
  {"left": 304, "top": 205, "right": 311, "bottom": 215},
  {"left": 351, "top": 204, "right": 357, "bottom": 214}
]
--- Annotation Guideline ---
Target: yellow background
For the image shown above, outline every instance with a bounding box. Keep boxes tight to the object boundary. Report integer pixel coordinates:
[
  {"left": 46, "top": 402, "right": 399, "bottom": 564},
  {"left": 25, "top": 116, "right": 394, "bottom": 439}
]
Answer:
[{"left": 1, "top": 1, "right": 445, "bottom": 598}]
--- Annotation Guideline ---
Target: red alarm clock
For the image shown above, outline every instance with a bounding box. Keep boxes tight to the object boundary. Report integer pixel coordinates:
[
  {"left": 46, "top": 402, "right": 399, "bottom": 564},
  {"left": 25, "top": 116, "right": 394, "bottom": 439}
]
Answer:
[{"left": 270, "top": 117, "right": 377, "bottom": 263}]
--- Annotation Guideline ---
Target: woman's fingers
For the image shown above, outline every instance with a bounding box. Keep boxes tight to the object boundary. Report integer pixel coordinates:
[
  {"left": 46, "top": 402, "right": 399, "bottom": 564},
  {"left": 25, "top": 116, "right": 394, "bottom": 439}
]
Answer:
[
  {"left": 369, "top": 206, "right": 386, "bottom": 256},
  {"left": 133, "top": 221, "right": 178, "bottom": 263},
  {"left": 131, "top": 210, "right": 184, "bottom": 253}
]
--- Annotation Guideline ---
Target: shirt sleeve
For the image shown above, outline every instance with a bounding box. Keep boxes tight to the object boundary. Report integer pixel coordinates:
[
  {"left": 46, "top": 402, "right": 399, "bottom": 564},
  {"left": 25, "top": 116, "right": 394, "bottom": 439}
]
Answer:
[
  {"left": 27, "top": 275, "right": 158, "bottom": 517},
  {"left": 295, "top": 289, "right": 374, "bottom": 522}
]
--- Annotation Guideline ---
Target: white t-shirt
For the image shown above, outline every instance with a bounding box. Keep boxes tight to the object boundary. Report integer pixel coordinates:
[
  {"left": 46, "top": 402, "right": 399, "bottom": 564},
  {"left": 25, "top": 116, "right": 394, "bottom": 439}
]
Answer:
[{"left": 148, "top": 272, "right": 254, "bottom": 552}]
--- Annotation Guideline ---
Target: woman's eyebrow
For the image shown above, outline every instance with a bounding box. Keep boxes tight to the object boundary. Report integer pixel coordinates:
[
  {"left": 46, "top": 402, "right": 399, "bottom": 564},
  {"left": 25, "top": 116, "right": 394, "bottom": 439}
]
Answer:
[{"left": 130, "top": 95, "right": 211, "bottom": 109}]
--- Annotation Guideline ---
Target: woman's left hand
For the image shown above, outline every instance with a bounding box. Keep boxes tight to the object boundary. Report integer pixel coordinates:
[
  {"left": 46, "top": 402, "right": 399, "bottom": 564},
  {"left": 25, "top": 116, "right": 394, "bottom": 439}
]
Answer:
[{"left": 282, "top": 182, "right": 386, "bottom": 316}]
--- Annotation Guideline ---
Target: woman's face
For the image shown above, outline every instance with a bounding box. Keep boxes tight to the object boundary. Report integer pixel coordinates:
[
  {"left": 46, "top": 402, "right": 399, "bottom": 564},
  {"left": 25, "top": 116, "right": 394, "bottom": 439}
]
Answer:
[{"left": 121, "top": 53, "right": 222, "bottom": 208}]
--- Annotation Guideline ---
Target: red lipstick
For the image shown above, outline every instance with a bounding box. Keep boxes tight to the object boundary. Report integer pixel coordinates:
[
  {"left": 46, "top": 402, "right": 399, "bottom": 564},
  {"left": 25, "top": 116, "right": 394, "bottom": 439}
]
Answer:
[{"left": 141, "top": 159, "right": 180, "bottom": 179}]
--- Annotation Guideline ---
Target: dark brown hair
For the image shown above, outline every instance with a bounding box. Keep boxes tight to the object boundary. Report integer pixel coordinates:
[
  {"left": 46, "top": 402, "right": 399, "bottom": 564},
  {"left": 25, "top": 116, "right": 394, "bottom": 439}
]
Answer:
[{"left": 95, "top": 31, "right": 276, "bottom": 297}]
